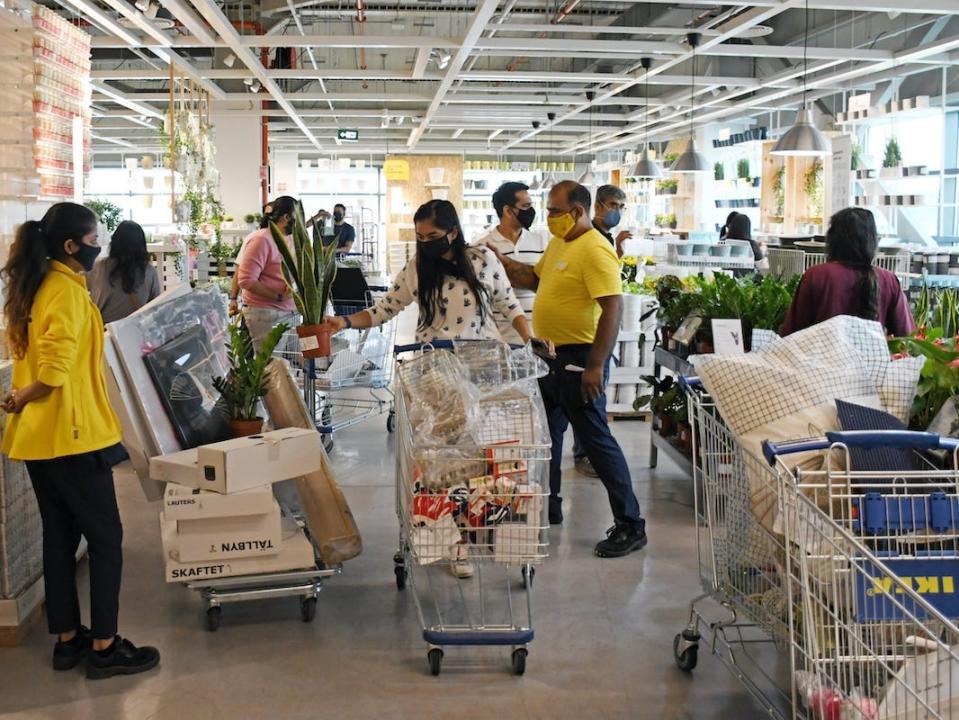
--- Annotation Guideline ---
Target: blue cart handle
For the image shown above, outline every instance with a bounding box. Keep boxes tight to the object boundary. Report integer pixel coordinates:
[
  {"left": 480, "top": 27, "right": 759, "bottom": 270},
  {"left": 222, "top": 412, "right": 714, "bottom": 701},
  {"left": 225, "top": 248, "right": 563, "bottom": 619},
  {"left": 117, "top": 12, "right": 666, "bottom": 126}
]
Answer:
[
  {"left": 763, "top": 430, "right": 959, "bottom": 466},
  {"left": 678, "top": 376, "right": 702, "bottom": 393}
]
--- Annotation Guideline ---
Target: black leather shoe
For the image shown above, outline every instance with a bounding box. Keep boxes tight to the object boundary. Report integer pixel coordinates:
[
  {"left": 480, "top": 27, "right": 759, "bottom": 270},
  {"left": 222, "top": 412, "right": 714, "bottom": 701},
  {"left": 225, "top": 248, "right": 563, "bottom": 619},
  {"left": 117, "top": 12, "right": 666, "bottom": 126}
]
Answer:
[
  {"left": 53, "top": 626, "right": 92, "bottom": 671},
  {"left": 86, "top": 637, "right": 160, "bottom": 680},
  {"left": 594, "top": 525, "right": 648, "bottom": 558}
]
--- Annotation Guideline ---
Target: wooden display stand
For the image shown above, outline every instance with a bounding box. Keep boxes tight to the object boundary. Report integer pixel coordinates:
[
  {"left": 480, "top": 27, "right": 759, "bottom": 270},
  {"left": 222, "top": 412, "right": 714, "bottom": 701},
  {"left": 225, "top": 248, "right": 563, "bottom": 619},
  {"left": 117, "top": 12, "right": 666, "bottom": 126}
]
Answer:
[{"left": 760, "top": 141, "right": 823, "bottom": 235}]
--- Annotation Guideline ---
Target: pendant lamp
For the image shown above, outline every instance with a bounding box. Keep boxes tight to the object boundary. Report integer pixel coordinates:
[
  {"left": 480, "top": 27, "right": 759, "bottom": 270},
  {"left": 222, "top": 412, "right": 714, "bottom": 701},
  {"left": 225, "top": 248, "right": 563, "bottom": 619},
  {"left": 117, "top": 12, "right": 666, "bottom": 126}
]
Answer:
[
  {"left": 529, "top": 120, "right": 542, "bottom": 191},
  {"left": 629, "top": 58, "right": 664, "bottom": 179},
  {"left": 542, "top": 112, "right": 556, "bottom": 190},
  {"left": 577, "top": 91, "right": 596, "bottom": 185},
  {"left": 770, "top": 0, "right": 829, "bottom": 156},
  {"left": 670, "top": 33, "right": 710, "bottom": 173}
]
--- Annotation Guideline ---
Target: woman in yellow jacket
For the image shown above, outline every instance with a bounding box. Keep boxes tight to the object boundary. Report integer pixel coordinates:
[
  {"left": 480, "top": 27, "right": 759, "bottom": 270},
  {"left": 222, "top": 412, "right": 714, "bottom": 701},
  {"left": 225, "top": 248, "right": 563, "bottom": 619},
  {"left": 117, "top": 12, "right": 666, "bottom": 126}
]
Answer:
[{"left": 1, "top": 203, "right": 159, "bottom": 679}]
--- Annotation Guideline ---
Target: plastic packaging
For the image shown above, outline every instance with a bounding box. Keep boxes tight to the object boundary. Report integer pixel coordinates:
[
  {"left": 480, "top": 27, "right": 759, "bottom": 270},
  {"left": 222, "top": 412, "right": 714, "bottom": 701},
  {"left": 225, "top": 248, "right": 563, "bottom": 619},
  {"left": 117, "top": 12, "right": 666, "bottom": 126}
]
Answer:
[
  {"left": 451, "top": 340, "right": 548, "bottom": 393},
  {"left": 396, "top": 349, "right": 481, "bottom": 447}
]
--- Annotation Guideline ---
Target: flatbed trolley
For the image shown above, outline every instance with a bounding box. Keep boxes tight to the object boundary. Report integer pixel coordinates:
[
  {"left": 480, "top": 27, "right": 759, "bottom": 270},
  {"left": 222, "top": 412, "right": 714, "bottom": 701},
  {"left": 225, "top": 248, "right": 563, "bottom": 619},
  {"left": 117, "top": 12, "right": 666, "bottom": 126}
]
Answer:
[
  {"left": 391, "top": 340, "right": 551, "bottom": 675},
  {"left": 677, "top": 376, "right": 959, "bottom": 718}
]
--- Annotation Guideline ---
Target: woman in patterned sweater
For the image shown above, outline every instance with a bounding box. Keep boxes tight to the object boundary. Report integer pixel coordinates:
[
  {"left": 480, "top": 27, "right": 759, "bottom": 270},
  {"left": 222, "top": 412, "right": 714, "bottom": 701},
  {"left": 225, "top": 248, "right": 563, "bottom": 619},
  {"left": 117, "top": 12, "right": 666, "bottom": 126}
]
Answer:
[{"left": 329, "top": 200, "right": 535, "bottom": 345}]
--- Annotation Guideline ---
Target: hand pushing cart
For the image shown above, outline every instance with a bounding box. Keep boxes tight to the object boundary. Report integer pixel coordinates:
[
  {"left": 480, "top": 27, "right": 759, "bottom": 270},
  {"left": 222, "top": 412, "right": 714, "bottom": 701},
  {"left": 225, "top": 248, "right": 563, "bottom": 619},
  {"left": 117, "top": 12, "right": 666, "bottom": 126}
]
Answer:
[
  {"left": 392, "top": 341, "right": 551, "bottom": 675},
  {"left": 677, "top": 377, "right": 959, "bottom": 719}
]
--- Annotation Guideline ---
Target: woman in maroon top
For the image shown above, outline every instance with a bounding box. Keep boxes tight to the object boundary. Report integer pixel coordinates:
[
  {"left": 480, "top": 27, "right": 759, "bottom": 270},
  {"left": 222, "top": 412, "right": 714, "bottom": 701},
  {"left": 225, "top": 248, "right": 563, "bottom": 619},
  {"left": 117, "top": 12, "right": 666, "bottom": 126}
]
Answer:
[{"left": 780, "top": 208, "right": 915, "bottom": 337}]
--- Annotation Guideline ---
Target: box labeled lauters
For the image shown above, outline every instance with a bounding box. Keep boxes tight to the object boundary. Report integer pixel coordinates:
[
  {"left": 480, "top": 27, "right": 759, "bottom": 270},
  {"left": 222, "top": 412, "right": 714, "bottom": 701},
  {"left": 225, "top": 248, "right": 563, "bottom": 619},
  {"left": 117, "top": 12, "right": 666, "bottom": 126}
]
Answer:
[
  {"left": 160, "top": 514, "right": 315, "bottom": 583},
  {"left": 150, "top": 427, "right": 322, "bottom": 494},
  {"left": 173, "top": 499, "right": 282, "bottom": 562},
  {"left": 163, "top": 483, "right": 276, "bottom": 521}
]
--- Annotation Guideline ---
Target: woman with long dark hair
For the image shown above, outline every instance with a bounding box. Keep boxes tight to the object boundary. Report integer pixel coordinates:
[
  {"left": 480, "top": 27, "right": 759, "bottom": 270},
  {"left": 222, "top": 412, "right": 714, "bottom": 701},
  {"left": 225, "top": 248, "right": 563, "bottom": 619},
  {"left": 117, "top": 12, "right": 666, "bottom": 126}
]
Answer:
[
  {"left": 329, "top": 199, "right": 534, "bottom": 345},
  {"left": 90, "top": 220, "right": 161, "bottom": 323},
  {"left": 720, "top": 211, "right": 766, "bottom": 273},
  {"left": 781, "top": 207, "right": 913, "bottom": 336},
  {"left": 0, "top": 203, "right": 159, "bottom": 679}
]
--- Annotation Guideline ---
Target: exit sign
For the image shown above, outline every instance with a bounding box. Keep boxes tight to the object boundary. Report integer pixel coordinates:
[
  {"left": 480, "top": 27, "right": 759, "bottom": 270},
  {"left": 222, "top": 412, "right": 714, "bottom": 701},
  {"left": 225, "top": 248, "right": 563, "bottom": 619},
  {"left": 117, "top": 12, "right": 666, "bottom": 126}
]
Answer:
[{"left": 337, "top": 128, "right": 359, "bottom": 142}]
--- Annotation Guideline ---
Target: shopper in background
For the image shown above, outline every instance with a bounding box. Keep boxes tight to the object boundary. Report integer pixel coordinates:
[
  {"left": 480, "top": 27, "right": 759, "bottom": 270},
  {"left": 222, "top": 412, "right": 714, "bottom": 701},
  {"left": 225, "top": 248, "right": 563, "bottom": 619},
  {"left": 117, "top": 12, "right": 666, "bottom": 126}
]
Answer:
[
  {"left": 475, "top": 181, "right": 547, "bottom": 345},
  {"left": 493, "top": 180, "right": 648, "bottom": 558},
  {"left": 228, "top": 203, "right": 271, "bottom": 317},
  {"left": 0, "top": 203, "right": 160, "bottom": 679},
  {"left": 781, "top": 207, "right": 914, "bottom": 337},
  {"left": 331, "top": 203, "right": 356, "bottom": 254},
  {"left": 719, "top": 211, "right": 765, "bottom": 272},
  {"left": 89, "top": 220, "right": 161, "bottom": 324},
  {"left": 592, "top": 184, "right": 631, "bottom": 258},
  {"left": 234, "top": 196, "right": 297, "bottom": 350}
]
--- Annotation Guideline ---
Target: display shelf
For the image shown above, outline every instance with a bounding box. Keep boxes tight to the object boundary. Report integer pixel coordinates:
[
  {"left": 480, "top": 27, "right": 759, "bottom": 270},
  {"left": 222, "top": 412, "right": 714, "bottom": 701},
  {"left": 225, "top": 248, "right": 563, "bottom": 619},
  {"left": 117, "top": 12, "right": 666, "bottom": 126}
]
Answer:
[{"left": 650, "top": 433, "right": 693, "bottom": 476}]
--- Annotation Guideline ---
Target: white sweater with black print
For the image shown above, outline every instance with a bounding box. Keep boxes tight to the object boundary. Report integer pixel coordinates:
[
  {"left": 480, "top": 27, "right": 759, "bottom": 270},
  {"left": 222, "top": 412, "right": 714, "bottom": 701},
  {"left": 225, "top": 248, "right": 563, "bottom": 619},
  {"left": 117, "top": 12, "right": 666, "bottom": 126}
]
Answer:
[{"left": 367, "top": 246, "right": 524, "bottom": 343}]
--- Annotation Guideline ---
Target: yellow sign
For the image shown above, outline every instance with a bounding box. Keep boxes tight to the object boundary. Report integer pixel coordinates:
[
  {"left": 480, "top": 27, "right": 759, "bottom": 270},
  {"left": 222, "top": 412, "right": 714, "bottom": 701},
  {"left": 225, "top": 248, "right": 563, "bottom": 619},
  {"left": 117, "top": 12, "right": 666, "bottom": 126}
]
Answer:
[{"left": 384, "top": 159, "right": 410, "bottom": 181}]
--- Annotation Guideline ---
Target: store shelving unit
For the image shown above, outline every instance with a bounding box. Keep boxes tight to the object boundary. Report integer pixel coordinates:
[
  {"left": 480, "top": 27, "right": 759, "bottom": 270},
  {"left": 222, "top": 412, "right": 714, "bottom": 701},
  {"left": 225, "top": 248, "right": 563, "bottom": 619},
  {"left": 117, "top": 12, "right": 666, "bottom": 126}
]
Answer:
[{"left": 648, "top": 346, "right": 694, "bottom": 475}]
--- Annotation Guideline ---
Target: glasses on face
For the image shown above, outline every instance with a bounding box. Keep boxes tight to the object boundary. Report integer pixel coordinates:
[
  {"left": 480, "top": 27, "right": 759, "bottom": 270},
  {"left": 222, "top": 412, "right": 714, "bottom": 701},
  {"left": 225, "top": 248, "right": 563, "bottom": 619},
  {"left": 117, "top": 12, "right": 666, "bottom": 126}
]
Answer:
[{"left": 603, "top": 201, "right": 626, "bottom": 212}]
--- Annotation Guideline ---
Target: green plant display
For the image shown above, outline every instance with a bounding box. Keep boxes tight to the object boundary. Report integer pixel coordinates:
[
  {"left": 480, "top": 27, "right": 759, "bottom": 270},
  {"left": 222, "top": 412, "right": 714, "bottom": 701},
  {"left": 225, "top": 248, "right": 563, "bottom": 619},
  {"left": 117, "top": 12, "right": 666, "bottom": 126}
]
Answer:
[
  {"left": 804, "top": 158, "right": 824, "bottom": 221},
  {"left": 213, "top": 320, "right": 289, "bottom": 421},
  {"left": 772, "top": 165, "right": 786, "bottom": 218},
  {"left": 655, "top": 178, "right": 678, "bottom": 194},
  {"left": 714, "top": 162, "right": 724, "bottom": 181},
  {"left": 84, "top": 199, "right": 123, "bottom": 232},
  {"left": 271, "top": 202, "right": 337, "bottom": 326},
  {"left": 851, "top": 141, "right": 861, "bottom": 171},
  {"left": 883, "top": 136, "right": 902, "bottom": 168},
  {"left": 662, "top": 153, "right": 678, "bottom": 167},
  {"left": 737, "top": 158, "right": 750, "bottom": 180},
  {"left": 889, "top": 325, "right": 959, "bottom": 430},
  {"left": 635, "top": 375, "right": 687, "bottom": 424}
]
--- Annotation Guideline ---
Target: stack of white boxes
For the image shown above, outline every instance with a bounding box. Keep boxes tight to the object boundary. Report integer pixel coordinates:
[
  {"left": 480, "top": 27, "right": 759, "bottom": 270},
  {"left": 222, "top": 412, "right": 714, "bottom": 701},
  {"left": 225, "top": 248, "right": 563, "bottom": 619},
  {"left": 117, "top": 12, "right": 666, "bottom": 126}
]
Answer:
[{"left": 150, "top": 428, "right": 322, "bottom": 583}]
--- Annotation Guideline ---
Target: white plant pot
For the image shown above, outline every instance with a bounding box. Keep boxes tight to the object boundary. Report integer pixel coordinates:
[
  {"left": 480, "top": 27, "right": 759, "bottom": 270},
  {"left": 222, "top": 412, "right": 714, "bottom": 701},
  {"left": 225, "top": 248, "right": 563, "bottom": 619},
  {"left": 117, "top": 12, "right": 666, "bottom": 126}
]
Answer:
[
  {"left": 621, "top": 292, "right": 644, "bottom": 330},
  {"left": 142, "top": 175, "right": 154, "bottom": 190},
  {"left": 616, "top": 384, "right": 638, "bottom": 407},
  {"left": 431, "top": 188, "right": 449, "bottom": 201},
  {"left": 428, "top": 167, "right": 445, "bottom": 185}
]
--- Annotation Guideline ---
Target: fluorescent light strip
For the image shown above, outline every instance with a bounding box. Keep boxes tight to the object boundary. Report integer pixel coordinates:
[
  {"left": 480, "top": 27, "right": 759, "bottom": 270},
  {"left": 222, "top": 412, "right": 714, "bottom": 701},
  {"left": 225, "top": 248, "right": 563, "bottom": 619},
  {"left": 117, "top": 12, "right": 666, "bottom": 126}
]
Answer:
[{"left": 91, "top": 82, "right": 165, "bottom": 120}]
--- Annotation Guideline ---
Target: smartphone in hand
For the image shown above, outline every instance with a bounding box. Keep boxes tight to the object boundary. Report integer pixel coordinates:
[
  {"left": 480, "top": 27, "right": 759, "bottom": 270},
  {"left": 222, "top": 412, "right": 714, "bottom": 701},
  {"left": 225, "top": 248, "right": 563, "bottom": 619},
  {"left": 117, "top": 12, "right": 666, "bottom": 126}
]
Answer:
[{"left": 530, "top": 337, "right": 556, "bottom": 359}]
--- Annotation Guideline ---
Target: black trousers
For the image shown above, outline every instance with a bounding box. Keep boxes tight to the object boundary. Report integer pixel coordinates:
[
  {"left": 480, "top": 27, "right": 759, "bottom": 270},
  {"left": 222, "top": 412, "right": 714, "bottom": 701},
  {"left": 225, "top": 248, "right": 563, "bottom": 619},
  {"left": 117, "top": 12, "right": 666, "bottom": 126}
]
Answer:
[{"left": 26, "top": 451, "right": 123, "bottom": 639}]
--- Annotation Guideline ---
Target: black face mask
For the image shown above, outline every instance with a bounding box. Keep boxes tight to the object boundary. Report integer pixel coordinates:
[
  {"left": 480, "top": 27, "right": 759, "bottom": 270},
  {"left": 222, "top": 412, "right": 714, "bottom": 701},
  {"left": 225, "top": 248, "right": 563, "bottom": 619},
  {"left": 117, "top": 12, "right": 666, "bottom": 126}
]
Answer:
[
  {"left": 70, "top": 243, "right": 101, "bottom": 272},
  {"left": 513, "top": 206, "right": 536, "bottom": 230},
  {"left": 333, "top": 212, "right": 344, "bottom": 222},
  {"left": 418, "top": 233, "right": 452, "bottom": 261}
]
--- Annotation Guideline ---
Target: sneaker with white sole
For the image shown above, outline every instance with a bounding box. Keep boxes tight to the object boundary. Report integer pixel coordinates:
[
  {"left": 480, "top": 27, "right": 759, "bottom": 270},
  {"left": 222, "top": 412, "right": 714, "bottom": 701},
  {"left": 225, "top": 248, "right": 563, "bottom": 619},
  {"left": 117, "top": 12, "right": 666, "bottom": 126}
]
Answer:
[{"left": 449, "top": 546, "right": 474, "bottom": 579}]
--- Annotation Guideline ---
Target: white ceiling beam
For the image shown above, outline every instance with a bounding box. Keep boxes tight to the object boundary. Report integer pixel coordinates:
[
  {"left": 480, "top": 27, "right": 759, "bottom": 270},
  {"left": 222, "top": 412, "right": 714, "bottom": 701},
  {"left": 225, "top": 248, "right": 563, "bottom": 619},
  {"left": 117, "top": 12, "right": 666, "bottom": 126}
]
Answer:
[
  {"left": 155, "top": 0, "right": 218, "bottom": 47},
  {"left": 460, "top": 71, "right": 770, "bottom": 88},
  {"left": 91, "top": 133, "right": 137, "bottom": 148},
  {"left": 412, "top": 47, "right": 431, "bottom": 80},
  {"left": 90, "top": 82, "right": 165, "bottom": 120},
  {"left": 90, "top": 34, "right": 459, "bottom": 49},
  {"left": 487, "top": 23, "right": 723, "bottom": 37},
  {"left": 91, "top": 68, "right": 443, "bottom": 81},
  {"left": 186, "top": 0, "right": 322, "bottom": 150},
  {"left": 451, "top": 129, "right": 465, "bottom": 139},
  {"left": 407, "top": 0, "right": 501, "bottom": 149}
]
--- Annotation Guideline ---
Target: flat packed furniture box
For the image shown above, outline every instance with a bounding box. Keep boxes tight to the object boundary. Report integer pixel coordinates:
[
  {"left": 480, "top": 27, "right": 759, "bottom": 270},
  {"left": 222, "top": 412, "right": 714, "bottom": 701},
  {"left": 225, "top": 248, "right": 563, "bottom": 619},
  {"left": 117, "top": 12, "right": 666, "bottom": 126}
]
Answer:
[
  {"left": 163, "top": 483, "right": 275, "bottom": 521},
  {"left": 149, "top": 428, "right": 322, "bottom": 494}
]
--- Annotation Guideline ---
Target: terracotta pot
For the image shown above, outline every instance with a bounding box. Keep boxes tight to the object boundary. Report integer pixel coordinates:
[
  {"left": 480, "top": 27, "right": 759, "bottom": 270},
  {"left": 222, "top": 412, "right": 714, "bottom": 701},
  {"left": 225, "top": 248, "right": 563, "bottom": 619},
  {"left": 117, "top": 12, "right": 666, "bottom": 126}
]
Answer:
[
  {"left": 297, "top": 321, "right": 334, "bottom": 358},
  {"left": 657, "top": 414, "right": 675, "bottom": 437},
  {"left": 678, "top": 423, "right": 693, "bottom": 454},
  {"left": 230, "top": 417, "right": 263, "bottom": 438},
  {"left": 660, "top": 327, "right": 673, "bottom": 349}
]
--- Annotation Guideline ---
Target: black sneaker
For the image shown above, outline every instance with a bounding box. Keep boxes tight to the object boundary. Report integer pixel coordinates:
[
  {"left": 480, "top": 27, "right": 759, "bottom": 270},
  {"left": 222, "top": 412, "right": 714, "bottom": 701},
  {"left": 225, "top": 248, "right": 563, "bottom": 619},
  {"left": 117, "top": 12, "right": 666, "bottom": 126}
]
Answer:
[
  {"left": 53, "top": 626, "right": 92, "bottom": 671},
  {"left": 86, "top": 637, "right": 160, "bottom": 680},
  {"left": 594, "top": 525, "right": 647, "bottom": 558},
  {"left": 548, "top": 501, "right": 563, "bottom": 526}
]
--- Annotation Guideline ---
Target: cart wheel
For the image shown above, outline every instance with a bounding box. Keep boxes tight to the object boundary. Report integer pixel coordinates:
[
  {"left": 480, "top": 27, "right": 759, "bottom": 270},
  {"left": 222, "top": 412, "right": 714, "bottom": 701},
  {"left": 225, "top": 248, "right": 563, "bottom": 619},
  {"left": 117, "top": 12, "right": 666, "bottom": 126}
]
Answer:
[
  {"left": 673, "top": 633, "right": 698, "bottom": 672},
  {"left": 205, "top": 606, "right": 221, "bottom": 632},
  {"left": 394, "top": 564, "right": 406, "bottom": 591},
  {"left": 428, "top": 648, "right": 443, "bottom": 676},
  {"left": 300, "top": 597, "right": 317, "bottom": 623},
  {"left": 387, "top": 411, "right": 396, "bottom": 433},
  {"left": 322, "top": 434, "right": 334, "bottom": 453},
  {"left": 511, "top": 648, "right": 528, "bottom": 676},
  {"left": 521, "top": 566, "right": 535, "bottom": 589}
]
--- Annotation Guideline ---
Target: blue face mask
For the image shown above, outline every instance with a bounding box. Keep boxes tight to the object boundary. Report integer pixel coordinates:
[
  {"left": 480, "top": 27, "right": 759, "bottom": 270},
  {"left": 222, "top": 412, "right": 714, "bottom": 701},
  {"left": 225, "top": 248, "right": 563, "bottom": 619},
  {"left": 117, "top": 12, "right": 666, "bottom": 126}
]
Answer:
[{"left": 605, "top": 209, "right": 622, "bottom": 229}]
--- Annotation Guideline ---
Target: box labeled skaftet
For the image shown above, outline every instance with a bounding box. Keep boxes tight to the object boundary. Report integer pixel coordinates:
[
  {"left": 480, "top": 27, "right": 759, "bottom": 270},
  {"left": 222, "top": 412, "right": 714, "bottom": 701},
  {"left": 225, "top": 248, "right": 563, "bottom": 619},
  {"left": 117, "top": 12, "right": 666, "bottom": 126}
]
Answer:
[
  {"left": 150, "top": 427, "right": 322, "bottom": 494},
  {"left": 163, "top": 483, "right": 275, "bottom": 521}
]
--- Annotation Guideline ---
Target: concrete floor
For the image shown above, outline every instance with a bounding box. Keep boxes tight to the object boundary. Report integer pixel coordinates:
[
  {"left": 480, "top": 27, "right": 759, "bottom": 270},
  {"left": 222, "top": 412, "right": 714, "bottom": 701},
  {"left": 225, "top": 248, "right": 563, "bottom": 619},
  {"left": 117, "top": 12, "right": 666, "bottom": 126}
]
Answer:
[{"left": 0, "top": 415, "right": 784, "bottom": 720}]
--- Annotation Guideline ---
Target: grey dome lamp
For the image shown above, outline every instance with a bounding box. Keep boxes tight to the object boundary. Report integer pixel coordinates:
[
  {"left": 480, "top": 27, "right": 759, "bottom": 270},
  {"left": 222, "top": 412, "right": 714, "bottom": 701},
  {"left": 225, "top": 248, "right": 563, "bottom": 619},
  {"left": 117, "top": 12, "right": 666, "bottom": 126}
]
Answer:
[
  {"left": 577, "top": 91, "right": 596, "bottom": 185},
  {"left": 542, "top": 112, "right": 557, "bottom": 190},
  {"left": 670, "top": 32, "right": 710, "bottom": 173},
  {"left": 770, "top": 0, "right": 830, "bottom": 156},
  {"left": 628, "top": 57, "right": 665, "bottom": 179},
  {"left": 529, "top": 121, "right": 542, "bottom": 191}
]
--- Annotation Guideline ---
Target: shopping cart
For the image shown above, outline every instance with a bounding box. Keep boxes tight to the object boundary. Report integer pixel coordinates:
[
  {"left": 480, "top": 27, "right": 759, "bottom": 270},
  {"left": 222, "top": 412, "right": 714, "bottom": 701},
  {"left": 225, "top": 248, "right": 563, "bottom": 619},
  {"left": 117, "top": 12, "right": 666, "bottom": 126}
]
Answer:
[
  {"left": 273, "top": 269, "right": 396, "bottom": 448},
  {"left": 767, "top": 247, "right": 911, "bottom": 287},
  {"left": 392, "top": 340, "right": 551, "bottom": 676},
  {"left": 677, "top": 377, "right": 959, "bottom": 718}
]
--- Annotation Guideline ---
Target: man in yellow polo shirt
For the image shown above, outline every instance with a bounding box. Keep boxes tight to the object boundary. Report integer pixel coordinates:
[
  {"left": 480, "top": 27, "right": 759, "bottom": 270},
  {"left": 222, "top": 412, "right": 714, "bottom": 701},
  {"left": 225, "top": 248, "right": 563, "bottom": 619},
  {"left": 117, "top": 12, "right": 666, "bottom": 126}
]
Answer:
[{"left": 492, "top": 180, "right": 647, "bottom": 558}]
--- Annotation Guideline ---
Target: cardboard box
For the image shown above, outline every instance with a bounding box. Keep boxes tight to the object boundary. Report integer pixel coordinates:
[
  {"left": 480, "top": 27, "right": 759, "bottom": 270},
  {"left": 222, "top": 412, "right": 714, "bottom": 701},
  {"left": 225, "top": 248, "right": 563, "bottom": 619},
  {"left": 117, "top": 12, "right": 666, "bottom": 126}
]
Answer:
[
  {"left": 172, "top": 498, "right": 282, "bottom": 563},
  {"left": 493, "top": 524, "right": 542, "bottom": 563},
  {"left": 161, "top": 514, "right": 315, "bottom": 583},
  {"left": 150, "top": 428, "right": 322, "bottom": 494},
  {"left": 163, "top": 483, "right": 275, "bottom": 522}
]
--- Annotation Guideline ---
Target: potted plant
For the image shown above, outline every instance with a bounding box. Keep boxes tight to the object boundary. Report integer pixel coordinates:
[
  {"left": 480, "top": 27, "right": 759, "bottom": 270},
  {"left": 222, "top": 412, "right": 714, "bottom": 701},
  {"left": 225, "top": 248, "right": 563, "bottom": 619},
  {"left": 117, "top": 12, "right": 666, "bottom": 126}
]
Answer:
[
  {"left": 667, "top": 213, "right": 678, "bottom": 230},
  {"left": 737, "top": 158, "right": 751, "bottom": 182},
  {"left": 805, "top": 158, "right": 824, "bottom": 226},
  {"left": 271, "top": 202, "right": 338, "bottom": 358},
  {"left": 84, "top": 198, "right": 123, "bottom": 233},
  {"left": 213, "top": 320, "right": 289, "bottom": 437},
  {"left": 882, "top": 135, "right": 902, "bottom": 177},
  {"left": 714, "top": 162, "right": 724, "bottom": 181},
  {"left": 636, "top": 376, "right": 687, "bottom": 438}
]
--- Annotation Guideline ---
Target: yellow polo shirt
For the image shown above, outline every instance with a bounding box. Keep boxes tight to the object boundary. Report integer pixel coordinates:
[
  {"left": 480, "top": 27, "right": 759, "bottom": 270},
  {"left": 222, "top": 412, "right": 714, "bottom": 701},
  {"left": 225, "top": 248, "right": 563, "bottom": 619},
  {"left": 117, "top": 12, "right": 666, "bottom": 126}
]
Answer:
[{"left": 532, "top": 228, "right": 622, "bottom": 345}]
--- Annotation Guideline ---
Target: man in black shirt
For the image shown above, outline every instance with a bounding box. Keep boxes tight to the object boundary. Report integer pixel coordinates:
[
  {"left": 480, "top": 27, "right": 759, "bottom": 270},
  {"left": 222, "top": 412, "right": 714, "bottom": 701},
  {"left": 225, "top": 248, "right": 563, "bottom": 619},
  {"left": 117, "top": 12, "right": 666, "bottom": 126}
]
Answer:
[
  {"left": 592, "top": 184, "right": 630, "bottom": 258},
  {"left": 332, "top": 203, "right": 356, "bottom": 253}
]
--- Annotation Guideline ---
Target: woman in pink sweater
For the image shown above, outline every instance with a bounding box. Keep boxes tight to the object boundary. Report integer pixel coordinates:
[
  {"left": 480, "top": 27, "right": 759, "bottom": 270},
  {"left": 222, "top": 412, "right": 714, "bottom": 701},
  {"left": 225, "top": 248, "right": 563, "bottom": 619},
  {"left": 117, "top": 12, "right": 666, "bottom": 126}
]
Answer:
[{"left": 235, "top": 196, "right": 296, "bottom": 349}]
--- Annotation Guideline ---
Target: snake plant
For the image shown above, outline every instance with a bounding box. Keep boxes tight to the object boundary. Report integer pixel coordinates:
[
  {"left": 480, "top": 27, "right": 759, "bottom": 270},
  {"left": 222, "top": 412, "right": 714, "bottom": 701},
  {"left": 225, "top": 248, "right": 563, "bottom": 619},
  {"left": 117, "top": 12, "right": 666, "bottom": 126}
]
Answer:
[{"left": 270, "top": 202, "right": 337, "bottom": 325}]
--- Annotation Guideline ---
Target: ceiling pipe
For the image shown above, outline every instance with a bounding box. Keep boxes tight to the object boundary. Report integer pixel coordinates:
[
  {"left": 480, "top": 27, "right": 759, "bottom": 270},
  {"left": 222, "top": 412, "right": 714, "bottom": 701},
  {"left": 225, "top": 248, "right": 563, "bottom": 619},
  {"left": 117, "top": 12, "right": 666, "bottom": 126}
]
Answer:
[
  {"left": 356, "top": 1, "right": 368, "bottom": 88},
  {"left": 503, "top": 0, "right": 580, "bottom": 75}
]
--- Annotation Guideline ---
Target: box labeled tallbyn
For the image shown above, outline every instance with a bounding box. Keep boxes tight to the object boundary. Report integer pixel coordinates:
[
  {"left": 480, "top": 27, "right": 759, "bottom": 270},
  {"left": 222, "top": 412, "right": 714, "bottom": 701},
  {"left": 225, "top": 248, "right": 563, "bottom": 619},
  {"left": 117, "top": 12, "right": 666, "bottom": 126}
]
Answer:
[
  {"left": 150, "top": 427, "right": 322, "bottom": 494},
  {"left": 173, "top": 498, "right": 282, "bottom": 562},
  {"left": 163, "top": 483, "right": 275, "bottom": 522},
  {"left": 160, "top": 514, "right": 315, "bottom": 583}
]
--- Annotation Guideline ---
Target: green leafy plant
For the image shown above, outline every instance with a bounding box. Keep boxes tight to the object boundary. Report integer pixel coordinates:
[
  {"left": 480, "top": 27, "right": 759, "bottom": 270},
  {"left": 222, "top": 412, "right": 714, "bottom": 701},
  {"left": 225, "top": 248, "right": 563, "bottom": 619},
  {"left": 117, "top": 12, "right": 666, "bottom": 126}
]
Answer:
[
  {"left": 84, "top": 199, "right": 123, "bottom": 232},
  {"left": 213, "top": 320, "right": 289, "bottom": 421},
  {"left": 933, "top": 288, "right": 959, "bottom": 339},
  {"left": 714, "top": 162, "right": 724, "bottom": 181},
  {"left": 662, "top": 153, "right": 678, "bottom": 167},
  {"left": 912, "top": 282, "right": 931, "bottom": 328},
  {"left": 804, "top": 158, "right": 824, "bottom": 221},
  {"left": 772, "top": 165, "right": 786, "bottom": 218},
  {"left": 851, "top": 141, "right": 861, "bottom": 171},
  {"left": 737, "top": 158, "right": 751, "bottom": 180},
  {"left": 271, "top": 202, "right": 337, "bottom": 326},
  {"left": 890, "top": 329, "right": 959, "bottom": 430},
  {"left": 635, "top": 375, "right": 687, "bottom": 424},
  {"left": 883, "top": 135, "right": 902, "bottom": 169},
  {"left": 655, "top": 178, "right": 679, "bottom": 194}
]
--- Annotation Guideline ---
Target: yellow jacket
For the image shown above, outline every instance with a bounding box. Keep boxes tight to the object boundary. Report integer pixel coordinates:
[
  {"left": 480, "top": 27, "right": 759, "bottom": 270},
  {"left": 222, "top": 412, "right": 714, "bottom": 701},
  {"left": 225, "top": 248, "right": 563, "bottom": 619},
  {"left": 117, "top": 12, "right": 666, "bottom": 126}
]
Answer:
[{"left": 3, "top": 260, "right": 121, "bottom": 461}]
